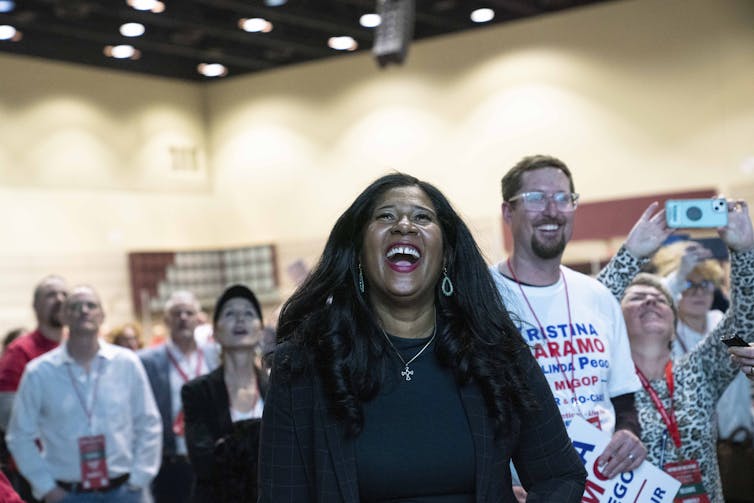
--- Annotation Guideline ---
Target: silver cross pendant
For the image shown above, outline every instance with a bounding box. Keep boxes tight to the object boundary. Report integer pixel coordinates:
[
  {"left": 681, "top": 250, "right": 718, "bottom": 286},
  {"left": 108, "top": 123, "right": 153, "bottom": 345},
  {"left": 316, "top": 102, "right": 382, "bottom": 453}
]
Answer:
[{"left": 401, "top": 365, "right": 414, "bottom": 381}]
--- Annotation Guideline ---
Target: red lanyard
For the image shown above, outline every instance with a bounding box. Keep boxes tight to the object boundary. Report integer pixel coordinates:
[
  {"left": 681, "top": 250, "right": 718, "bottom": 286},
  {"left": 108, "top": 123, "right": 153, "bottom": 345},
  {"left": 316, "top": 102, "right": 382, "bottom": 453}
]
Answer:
[
  {"left": 507, "top": 259, "right": 579, "bottom": 409},
  {"left": 65, "top": 357, "right": 102, "bottom": 429},
  {"left": 166, "top": 347, "right": 203, "bottom": 382},
  {"left": 635, "top": 361, "right": 682, "bottom": 449}
]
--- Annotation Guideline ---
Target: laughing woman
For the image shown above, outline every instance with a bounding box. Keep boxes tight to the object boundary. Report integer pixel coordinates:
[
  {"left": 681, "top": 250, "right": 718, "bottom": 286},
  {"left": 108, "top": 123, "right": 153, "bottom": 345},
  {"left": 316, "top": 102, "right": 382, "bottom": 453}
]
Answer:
[{"left": 258, "top": 173, "right": 586, "bottom": 502}]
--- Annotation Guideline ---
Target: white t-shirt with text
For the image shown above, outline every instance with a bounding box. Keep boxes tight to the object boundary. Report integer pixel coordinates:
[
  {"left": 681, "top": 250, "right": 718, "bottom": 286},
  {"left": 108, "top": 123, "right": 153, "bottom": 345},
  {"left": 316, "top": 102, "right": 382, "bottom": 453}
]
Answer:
[{"left": 491, "top": 264, "right": 641, "bottom": 434}]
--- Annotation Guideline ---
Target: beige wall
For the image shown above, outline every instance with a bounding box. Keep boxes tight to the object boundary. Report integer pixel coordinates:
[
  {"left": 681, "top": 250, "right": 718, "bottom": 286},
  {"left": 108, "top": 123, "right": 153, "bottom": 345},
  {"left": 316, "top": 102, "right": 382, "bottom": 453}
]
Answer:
[
  {"left": 207, "top": 0, "right": 753, "bottom": 254},
  {"left": 0, "top": 56, "right": 221, "bottom": 330},
  {"left": 0, "top": 0, "right": 752, "bottom": 330}
]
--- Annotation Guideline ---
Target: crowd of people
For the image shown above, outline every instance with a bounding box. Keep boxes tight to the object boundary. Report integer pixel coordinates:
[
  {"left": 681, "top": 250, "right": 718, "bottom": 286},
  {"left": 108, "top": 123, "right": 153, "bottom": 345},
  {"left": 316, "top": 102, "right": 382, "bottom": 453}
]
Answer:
[{"left": 0, "top": 156, "right": 752, "bottom": 502}]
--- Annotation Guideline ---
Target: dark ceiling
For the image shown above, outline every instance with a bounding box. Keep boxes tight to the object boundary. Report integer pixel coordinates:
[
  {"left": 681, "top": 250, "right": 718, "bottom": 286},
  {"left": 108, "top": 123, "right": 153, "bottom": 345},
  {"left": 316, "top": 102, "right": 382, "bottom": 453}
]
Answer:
[{"left": 0, "top": 0, "right": 617, "bottom": 82}]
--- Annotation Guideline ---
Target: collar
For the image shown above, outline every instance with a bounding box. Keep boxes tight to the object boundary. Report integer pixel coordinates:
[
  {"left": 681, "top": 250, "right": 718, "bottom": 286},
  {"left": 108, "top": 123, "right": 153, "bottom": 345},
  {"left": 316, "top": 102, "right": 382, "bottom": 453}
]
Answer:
[
  {"left": 49, "top": 339, "right": 118, "bottom": 366},
  {"left": 497, "top": 261, "right": 564, "bottom": 288},
  {"left": 166, "top": 339, "right": 199, "bottom": 360}
]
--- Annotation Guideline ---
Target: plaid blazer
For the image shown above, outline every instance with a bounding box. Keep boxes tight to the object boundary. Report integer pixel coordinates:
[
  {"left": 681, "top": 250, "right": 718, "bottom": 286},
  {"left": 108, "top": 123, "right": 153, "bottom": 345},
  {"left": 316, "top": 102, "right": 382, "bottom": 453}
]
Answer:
[{"left": 258, "top": 344, "right": 585, "bottom": 502}]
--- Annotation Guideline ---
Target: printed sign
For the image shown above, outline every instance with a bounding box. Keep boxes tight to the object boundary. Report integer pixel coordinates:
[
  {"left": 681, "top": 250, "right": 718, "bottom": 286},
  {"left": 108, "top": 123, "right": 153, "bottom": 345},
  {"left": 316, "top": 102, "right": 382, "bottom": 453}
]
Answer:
[{"left": 567, "top": 416, "right": 680, "bottom": 503}]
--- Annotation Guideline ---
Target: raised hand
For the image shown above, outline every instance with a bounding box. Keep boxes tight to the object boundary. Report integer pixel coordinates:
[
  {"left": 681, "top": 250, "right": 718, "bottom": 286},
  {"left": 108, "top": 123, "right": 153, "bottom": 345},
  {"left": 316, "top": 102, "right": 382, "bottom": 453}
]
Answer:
[
  {"left": 719, "top": 200, "right": 754, "bottom": 252},
  {"left": 676, "top": 243, "right": 713, "bottom": 281},
  {"left": 624, "top": 202, "right": 674, "bottom": 258}
]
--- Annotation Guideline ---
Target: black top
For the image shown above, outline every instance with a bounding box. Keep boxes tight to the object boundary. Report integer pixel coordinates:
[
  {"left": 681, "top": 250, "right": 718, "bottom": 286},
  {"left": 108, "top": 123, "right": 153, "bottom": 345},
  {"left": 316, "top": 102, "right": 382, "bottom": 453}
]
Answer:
[
  {"left": 258, "top": 340, "right": 587, "bottom": 502},
  {"left": 181, "top": 364, "right": 269, "bottom": 503},
  {"left": 356, "top": 332, "right": 475, "bottom": 502}
]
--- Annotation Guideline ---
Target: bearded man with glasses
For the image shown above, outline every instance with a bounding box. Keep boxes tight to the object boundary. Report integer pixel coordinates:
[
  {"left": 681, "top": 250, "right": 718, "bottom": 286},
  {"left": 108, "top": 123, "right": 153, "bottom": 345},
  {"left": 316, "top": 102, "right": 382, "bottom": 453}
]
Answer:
[{"left": 490, "top": 155, "right": 648, "bottom": 501}]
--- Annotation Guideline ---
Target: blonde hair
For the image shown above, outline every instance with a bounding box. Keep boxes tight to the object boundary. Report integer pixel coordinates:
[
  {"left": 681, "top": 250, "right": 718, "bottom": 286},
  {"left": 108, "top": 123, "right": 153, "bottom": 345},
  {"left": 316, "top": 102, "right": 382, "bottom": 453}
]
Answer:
[{"left": 651, "top": 241, "right": 725, "bottom": 287}]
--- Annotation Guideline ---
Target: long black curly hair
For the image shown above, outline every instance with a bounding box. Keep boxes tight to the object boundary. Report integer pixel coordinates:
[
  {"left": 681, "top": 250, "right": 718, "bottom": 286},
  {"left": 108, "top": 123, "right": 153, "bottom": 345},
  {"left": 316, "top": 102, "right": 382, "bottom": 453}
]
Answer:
[{"left": 275, "top": 173, "right": 537, "bottom": 436}]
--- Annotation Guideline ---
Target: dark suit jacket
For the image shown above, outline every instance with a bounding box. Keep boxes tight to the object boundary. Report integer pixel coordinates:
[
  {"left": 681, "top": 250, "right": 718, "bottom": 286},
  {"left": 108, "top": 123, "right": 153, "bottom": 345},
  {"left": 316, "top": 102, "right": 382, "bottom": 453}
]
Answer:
[
  {"left": 258, "top": 344, "right": 586, "bottom": 502},
  {"left": 181, "top": 365, "right": 269, "bottom": 503},
  {"left": 138, "top": 343, "right": 218, "bottom": 456}
]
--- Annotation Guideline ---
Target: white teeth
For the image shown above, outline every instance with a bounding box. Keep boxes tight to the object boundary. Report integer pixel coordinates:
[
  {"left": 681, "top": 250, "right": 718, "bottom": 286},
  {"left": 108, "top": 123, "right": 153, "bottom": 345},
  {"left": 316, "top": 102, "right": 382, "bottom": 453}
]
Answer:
[
  {"left": 539, "top": 224, "right": 559, "bottom": 231},
  {"left": 386, "top": 245, "right": 421, "bottom": 259}
]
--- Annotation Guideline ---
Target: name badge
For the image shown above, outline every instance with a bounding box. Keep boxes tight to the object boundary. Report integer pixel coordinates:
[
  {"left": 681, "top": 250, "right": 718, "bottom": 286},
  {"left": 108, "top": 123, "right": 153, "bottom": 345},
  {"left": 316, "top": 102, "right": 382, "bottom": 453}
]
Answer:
[
  {"left": 79, "top": 435, "right": 109, "bottom": 490},
  {"left": 663, "top": 460, "right": 710, "bottom": 503}
]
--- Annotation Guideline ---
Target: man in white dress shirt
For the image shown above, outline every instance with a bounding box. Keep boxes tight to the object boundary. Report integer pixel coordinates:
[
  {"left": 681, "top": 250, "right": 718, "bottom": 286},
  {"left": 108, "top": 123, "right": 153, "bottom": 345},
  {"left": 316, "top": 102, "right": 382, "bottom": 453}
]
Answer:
[{"left": 6, "top": 285, "right": 162, "bottom": 503}]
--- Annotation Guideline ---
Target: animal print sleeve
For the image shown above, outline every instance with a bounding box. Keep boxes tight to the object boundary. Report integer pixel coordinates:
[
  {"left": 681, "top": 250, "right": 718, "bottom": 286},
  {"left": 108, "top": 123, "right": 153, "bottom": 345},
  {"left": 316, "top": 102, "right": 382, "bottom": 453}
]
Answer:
[
  {"left": 596, "top": 246, "right": 650, "bottom": 301},
  {"left": 685, "top": 248, "right": 754, "bottom": 400}
]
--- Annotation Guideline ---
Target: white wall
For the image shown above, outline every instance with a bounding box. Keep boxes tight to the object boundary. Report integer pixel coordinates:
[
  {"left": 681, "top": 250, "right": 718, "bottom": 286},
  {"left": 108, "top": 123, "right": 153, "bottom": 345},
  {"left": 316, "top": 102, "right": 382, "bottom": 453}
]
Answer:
[{"left": 0, "top": 0, "right": 752, "bottom": 330}]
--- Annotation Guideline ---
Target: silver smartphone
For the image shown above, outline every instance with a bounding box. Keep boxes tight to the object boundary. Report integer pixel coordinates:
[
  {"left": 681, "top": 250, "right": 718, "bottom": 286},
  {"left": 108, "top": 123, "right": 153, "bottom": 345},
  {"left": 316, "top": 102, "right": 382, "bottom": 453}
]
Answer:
[{"left": 665, "top": 198, "right": 728, "bottom": 228}]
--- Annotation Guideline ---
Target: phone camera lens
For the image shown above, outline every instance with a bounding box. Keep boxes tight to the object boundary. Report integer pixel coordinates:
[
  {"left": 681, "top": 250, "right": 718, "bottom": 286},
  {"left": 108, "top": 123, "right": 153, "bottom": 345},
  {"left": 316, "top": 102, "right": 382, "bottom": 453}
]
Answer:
[{"left": 686, "top": 206, "right": 702, "bottom": 221}]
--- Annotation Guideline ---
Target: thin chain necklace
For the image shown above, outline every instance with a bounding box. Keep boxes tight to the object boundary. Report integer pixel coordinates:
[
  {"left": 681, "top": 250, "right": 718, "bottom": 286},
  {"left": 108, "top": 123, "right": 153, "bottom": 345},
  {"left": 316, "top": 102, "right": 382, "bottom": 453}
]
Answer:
[{"left": 380, "top": 322, "right": 437, "bottom": 382}]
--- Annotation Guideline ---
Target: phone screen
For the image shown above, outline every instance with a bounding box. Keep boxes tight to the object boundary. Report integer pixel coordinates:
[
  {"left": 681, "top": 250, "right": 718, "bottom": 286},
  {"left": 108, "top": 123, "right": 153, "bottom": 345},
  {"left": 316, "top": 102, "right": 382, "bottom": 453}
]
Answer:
[{"left": 721, "top": 335, "right": 748, "bottom": 348}]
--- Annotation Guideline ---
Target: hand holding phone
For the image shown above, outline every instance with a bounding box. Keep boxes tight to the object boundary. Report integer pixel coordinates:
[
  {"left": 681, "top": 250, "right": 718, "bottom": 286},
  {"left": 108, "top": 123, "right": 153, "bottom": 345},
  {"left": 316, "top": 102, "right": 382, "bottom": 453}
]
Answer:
[
  {"left": 665, "top": 198, "right": 728, "bottom": 228},
  {"left": 721, "top": 334, "right": 748, "bottom": 347}
]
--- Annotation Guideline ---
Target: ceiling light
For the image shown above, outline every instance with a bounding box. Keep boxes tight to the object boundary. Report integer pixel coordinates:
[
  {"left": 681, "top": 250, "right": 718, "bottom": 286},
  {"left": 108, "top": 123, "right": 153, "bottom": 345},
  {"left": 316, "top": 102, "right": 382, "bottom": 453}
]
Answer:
[
  {"left": 0, "top": 1, "right": 15, "bottom": 13},
  {"left": 126, "top": 0, "right": 165, "bottom": 13},
  {"left": 120, "top": 22, "right": 145, "bottom": 37},
  {"left": 0, "top": 25, "right": 20, "bottom": 41},
  {"left": 239, "top": 18, "right": 273, "bottom": 33},
  {"left": 328, "top": 36, "right": 358, "bottom": 51},
  {"left": 264, "top": 0, "right": 287, "bottom": 6},
  {"left": 104, "top": 44, "right": 140, "bottom": 59},
  {"left": 470, "top": 8, "right": 495, "bottom": 23},
  {"left": 359, "top": 13, "right": 381, "bottom": 28},
  {"left": 197, "top": 63, "right": 228, "bottom": 78}
]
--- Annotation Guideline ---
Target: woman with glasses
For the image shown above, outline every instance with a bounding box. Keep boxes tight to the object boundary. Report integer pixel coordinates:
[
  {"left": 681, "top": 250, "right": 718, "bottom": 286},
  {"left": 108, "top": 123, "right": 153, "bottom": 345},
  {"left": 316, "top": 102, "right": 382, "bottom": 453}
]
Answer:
[
  {"left": 651, "top": 241, "right": 727, "bottom": 351},
  {"left": 650, "top": 241, "right": 754, "bottom": 501},
  {"left": 597, "top": 201, "right": 754, "bottom": 502}
]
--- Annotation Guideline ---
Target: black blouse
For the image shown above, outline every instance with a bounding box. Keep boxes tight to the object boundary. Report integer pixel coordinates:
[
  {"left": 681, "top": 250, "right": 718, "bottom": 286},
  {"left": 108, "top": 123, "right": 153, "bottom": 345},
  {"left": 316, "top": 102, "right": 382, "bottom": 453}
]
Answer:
[{"left": 355, "top": 333, "right": 475, "bottom": 502}]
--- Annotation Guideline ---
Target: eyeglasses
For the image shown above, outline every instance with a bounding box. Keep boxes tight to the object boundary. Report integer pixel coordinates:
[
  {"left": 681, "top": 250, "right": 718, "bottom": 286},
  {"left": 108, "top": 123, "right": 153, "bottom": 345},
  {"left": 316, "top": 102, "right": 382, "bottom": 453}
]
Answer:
[
  {"left": 682, "top": 279, "right": 715, "bottom": 293},
  {"left": 66, "top": 301, "right": 100, "bottom": 313},
  {"left": 508, "top": 191, "right": 579, "bottom": 212}
]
